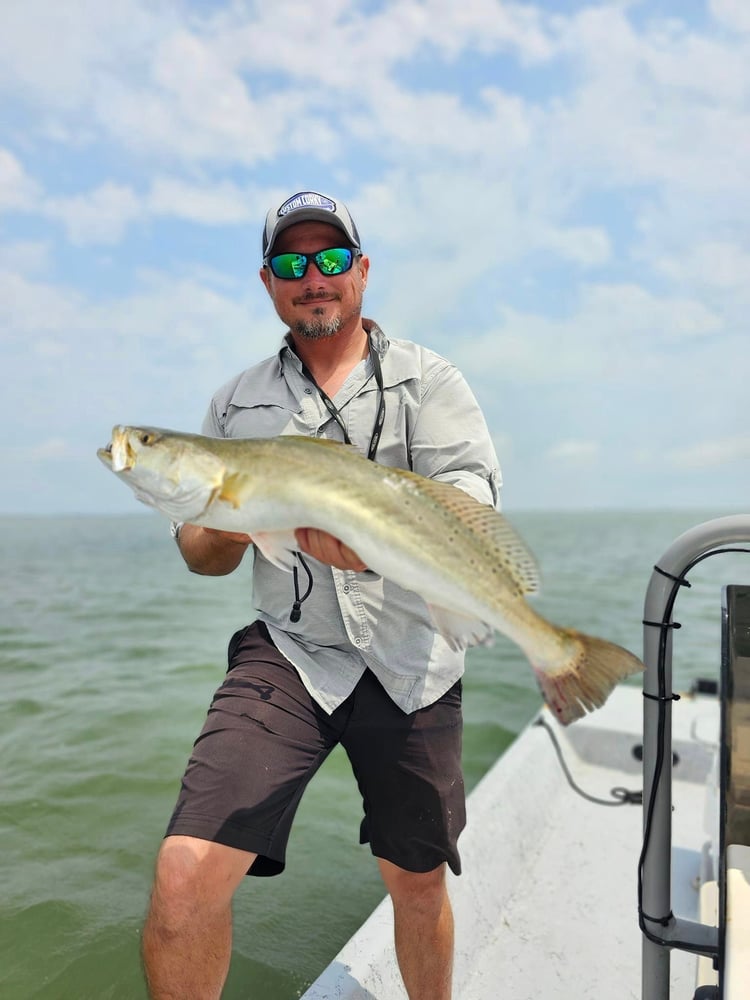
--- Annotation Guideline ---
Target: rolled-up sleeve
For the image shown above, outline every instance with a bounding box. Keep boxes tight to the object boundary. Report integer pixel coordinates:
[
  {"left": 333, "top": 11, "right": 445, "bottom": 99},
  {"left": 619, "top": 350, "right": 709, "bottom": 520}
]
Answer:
[{"left": 409, "top": 360, "right": 501, "bottom": 508}]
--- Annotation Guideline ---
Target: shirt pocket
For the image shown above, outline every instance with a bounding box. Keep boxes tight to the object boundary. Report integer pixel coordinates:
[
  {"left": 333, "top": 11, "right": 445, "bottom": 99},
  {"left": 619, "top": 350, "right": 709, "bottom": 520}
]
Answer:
[{"left": 223, "top": 401, "right": 301, "bottom": 439}]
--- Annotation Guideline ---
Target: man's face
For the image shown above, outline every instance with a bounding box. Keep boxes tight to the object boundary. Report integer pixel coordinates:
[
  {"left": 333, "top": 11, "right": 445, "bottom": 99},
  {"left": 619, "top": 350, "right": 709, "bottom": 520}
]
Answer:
[{"left": 260, "top": 221, "right": 369, "bottom": 340}]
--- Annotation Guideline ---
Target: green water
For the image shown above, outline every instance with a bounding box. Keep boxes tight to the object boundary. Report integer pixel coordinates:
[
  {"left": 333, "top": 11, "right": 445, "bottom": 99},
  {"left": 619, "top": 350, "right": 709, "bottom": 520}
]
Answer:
[{"left": 1, "top": 511, "right": 746, "bottom": 998}]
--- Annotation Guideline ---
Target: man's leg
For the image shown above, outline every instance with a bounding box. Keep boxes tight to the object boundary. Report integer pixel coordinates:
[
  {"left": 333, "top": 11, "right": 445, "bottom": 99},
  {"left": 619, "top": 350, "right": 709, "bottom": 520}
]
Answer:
[
  {"left": 142, "top": 836, "right": 257, "bottom": 1000},
  {"left": 378, "top": 858, "right": 454, "bottom": 1000},
  {"left": 141, "top": 623, "right": 345, "bottom": 997}
]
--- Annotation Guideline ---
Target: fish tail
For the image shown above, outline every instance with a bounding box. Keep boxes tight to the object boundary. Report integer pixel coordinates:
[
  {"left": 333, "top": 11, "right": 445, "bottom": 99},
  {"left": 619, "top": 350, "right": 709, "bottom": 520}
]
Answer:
[{"left": 533, "top": 629, "right": 644, "bottom": 726}]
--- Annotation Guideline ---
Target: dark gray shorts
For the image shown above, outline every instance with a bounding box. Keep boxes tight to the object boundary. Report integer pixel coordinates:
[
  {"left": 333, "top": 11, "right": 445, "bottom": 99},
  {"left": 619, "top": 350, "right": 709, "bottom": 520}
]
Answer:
[{"left": 166, "top": 622, "right": 466, "bottom": 876}]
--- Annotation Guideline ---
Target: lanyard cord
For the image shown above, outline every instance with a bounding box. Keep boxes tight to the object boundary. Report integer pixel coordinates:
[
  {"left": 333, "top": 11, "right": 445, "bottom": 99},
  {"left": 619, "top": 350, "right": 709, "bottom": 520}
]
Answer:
[
  {"left": 290, "top": 334, "right": 386, "bottom": 623},
  {"left": 298, "top": 334, "right": 386, "bottom": 461}
]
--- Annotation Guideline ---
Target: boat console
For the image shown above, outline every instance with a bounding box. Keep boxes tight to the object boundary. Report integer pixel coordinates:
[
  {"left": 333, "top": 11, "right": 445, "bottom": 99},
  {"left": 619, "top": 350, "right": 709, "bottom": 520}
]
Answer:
[{"left": 719, "top": 585, "right": 750, "bottom": 998}]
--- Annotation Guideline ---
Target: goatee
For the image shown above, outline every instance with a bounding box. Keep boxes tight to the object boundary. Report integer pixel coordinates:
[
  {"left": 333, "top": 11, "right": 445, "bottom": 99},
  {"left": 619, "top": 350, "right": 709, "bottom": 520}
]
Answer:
[{"left": 293, "top": 314, "right": 343, "bottom": 340}]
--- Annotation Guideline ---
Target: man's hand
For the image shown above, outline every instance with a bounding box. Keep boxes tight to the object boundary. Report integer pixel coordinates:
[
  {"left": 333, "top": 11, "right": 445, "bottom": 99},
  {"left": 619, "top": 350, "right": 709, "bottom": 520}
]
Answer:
[
  {"left": 202, "top": 527, "right": 253, "bottom": 546},
  {"left": 295, "top": 528, "right": 367, "bottom": 572}
]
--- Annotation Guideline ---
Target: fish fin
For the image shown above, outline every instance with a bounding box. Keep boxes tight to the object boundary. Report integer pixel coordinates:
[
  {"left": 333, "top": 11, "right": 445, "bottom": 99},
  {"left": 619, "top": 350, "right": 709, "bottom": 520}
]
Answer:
[
  {"left": 479, "top": 510, "right": 540, "bottom": 595},
  {"left": 533, "top": 630, "right": 644, "bottom": 725},
  {"left": 393, "top": 474, "right": 540, "bottom": 595},
  {"left": 218, "top": 471, "right": 248, "bottom": 509},
  {"left": 251, "top": 530, "right": 298, "bottom": 573},
  {"left": 426, "top": 604, "right": 495, "bottom": 651}
]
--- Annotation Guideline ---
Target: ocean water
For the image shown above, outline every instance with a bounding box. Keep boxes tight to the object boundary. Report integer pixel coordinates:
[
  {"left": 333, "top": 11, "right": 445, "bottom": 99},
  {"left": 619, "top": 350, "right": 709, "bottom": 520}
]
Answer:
[{"left": 1, "top": 510, "right": 748, "bottom": 999}]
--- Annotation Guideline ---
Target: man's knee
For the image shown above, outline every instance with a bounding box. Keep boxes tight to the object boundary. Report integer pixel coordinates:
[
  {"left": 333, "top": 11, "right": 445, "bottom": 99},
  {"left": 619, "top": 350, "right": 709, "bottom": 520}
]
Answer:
[
  {"left": 378, "top": 858, "right": 448, "bottom": 910},
  {"left": 149, "top": 836, "right": 256, "bottom": 924}
]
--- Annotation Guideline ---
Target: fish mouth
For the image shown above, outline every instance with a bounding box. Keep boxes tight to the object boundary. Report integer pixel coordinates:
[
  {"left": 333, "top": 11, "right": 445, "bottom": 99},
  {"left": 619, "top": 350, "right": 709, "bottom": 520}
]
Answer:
[{"left": 97, "top": 427, "right": 136, "bottom": 472}]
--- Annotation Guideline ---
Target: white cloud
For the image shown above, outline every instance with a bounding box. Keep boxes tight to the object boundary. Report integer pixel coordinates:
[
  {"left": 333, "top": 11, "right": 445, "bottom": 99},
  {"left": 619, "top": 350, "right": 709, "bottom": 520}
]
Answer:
[
  {"left": 710, "top": 0, "right": 750, "bottom": 34},
  {"left": 0, "top": 259, "right": 272, "bottom": 372},
  {"left": 656, "top": 241, "right": 750, "bottom": 294},
  {"left": 668, "top": 435, "right": 750, "bottom": 469},
  {"left": 0, "top": 1, "right": 746, "bottom": 203},
  {"left": 547, "top": 440, "right": 600, "bottom": 464},
  {"left": 354, "top": 162, "right": 611, "bottom": 339},
  {"left": 104, "top": 270, "right": 256, "bottom": 351},
  {"left": 213, "top": 0, "right": 554, "bottom": 90},
  {"left": 0, "top": 268, "right": 86, "bottom": 339},
  {"left": 412, "top": 0, "right": 555, "bottom": 63},
  {"left": 44, "top": 182, "right": 142, "bottom": 245},
  {"left": 0, "top": 0, "right": 170, "bottom": 110},
  {"left": 547, "top": 5, "right": 750, "bottom": 208},
  {"left": 581, "top": 283, "right": 723, "bottom": 342},
  {"left": 34, "top": 338, "right": 69, "bottom": 359},
  {"left": 139, "top": 30, "right": 293, "bottom": 164},
  {"left": 147, "top": 177, "right": 256, "bottom": 225},
  {"left": 4, "top": 170, "right": 269, "bottom": 244},
  {"left": 29, "top": 437, "right": 74, "bottom": 460},
  {"left": 537, "top": 225, "right": 611, "bottom": 267},
  {"left": 0, "top": 239, "right": 50, "bottom": 274},
  {"left": 450, "top": 281, "right": 724, "bottom": 385},
  {"left": 0, "top": 2, "right": 748, "bottom": 512},
  {"left": 0, "top": 148, "right": 39, "bottom": 211}
]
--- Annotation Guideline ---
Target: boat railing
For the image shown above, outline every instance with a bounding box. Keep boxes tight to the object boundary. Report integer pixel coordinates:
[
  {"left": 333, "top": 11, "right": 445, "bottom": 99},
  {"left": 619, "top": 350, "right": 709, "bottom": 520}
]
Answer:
[{"left": 640, "top": 515, "right": 750, "bottom": 1000}]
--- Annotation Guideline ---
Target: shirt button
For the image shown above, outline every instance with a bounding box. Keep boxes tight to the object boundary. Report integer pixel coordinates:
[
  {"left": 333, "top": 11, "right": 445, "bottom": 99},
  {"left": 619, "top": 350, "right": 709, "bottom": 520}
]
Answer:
[
  {"left": 343, "top": 585, "right": 350, "bottom": 593},
  {"left": 354, "top": 637, "right": 362, "bottom": 646},
  {"left": 304, "top": 387, "right": 313, "bottom": 394}
]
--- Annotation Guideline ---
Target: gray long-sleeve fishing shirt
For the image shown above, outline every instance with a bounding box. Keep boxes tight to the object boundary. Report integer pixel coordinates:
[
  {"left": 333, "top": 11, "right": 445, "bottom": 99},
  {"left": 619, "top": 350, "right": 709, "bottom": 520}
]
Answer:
[{"left": 202, "top": 320, "right": 501, "bottom": 714}]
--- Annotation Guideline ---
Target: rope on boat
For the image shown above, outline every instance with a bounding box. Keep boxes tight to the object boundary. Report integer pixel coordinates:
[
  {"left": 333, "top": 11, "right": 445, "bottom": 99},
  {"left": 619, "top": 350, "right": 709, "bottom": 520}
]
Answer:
[{"left": 534, "top": 714, "right": 642, "bottom": 806}]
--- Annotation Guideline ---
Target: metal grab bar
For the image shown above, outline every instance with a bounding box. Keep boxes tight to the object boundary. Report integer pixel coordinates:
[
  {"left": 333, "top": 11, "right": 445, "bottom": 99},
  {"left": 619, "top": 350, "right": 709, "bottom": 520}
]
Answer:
[{"left": 641, "top": 515, "right": 750, "bottom": 1000}]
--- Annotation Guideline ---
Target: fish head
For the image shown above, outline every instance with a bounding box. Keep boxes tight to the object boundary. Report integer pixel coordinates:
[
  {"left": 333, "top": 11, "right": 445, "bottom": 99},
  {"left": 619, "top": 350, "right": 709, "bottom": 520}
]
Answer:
[{"left": 98, "top": 425, "right": 226, "bottom": 521}]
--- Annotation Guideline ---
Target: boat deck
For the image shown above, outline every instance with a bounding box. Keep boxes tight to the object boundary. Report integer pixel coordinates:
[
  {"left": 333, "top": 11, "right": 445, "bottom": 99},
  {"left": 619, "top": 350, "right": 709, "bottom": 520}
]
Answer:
[{"left": 301, "top": 686, "right": 720, "bottom": 1000}]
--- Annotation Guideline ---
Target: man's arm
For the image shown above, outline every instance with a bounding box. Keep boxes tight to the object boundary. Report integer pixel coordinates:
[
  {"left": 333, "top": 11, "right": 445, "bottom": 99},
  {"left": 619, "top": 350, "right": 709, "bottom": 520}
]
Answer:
[
  {"left": 410, "top": 360, "right": 500, "bottom": 507},
  {"left": 176, "top": 523, "right": 365, "bottom": 575},
  {"left": 294, "top": 528, "right": 367, "bottom": 571},
  {"left": 176, "top": 524, "right": 252, "bottom": 576}
]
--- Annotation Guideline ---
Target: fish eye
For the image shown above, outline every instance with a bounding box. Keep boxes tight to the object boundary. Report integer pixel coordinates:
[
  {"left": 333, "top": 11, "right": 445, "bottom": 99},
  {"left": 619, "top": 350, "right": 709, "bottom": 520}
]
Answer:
[{"left": 139, "top": 431, "right": 155, "bottom": 445}]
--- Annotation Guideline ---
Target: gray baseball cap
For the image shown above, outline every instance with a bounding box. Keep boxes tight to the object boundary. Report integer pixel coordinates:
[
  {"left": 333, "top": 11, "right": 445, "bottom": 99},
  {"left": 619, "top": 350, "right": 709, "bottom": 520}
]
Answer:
[{"left": 262, "top": 191, "right": 361, "bottom": 258}]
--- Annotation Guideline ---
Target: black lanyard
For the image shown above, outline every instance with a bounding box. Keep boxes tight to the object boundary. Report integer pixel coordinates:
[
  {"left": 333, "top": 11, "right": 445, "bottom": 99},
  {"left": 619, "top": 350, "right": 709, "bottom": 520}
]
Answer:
[
  {"left": 290, "top": 338, "right": 385, "bottom": 622},
  {"left": 298, "top": 336, "right": 386, "bottom": 461}
]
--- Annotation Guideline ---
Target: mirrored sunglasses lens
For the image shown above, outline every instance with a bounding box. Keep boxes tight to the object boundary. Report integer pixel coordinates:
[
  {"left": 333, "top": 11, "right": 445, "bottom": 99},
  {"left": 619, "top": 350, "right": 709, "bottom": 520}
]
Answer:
[
  {"left": 271, "top": 253, "right": 307, "bottom": 279},
  {"left": 315, "top": 248, "right": 352, "bottom": 275}
]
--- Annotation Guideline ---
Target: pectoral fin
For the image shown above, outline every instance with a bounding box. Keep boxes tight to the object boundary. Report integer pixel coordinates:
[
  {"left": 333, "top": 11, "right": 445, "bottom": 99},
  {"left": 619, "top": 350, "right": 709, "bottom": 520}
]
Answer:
[
  {"left": 252, "top": 530, "right": 299, "bottom": 573},
  {"left": 426, "top": 604, "right": 495, "bottom": 651}
]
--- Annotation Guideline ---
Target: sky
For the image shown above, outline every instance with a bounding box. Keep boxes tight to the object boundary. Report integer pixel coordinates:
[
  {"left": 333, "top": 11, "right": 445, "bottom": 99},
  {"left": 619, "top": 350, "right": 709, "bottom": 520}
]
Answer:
[{"left": 1, "top": 0, "right": 749, "bottom": 514}]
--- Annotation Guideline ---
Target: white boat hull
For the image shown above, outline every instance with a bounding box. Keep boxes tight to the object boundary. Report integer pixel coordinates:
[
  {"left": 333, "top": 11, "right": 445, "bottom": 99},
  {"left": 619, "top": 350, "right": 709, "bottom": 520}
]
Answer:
[{"left": 301, "top": 686, "right": 719, "bottom": 999}]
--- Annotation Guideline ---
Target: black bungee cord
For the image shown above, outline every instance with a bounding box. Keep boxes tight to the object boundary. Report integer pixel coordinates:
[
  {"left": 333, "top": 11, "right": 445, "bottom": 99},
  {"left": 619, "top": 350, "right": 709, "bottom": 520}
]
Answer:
[
  {"left": 289, "top": 336, "right": 385, "bottom": 622},
  {"left": 637, "top": 545, "right": 750, "bottom": 952}
]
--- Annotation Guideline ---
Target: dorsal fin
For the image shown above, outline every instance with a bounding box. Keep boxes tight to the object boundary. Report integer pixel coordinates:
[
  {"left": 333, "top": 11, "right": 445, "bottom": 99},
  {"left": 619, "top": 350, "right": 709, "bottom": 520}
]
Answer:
[{"left": 397, "top": 474, "right": 540, "bottom": 595}]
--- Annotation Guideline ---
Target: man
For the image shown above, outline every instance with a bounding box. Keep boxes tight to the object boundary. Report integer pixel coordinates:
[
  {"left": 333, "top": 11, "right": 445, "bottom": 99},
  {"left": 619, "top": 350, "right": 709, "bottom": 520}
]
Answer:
[{"left": 142, "top": 190, "right": 500, "bottom": 1000}]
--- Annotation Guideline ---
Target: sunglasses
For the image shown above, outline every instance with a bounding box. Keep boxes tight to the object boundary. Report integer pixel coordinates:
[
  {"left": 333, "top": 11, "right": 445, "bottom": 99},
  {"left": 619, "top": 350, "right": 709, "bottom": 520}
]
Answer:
[{"left": 266, "top": 247, "right": 358, "bottom": 280}]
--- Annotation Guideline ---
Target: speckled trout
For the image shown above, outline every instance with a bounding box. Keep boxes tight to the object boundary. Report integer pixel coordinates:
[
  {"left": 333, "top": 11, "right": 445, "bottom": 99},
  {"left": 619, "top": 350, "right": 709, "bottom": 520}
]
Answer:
[{"left": 98, "top": 426, "right": 643, "bottom": 724}]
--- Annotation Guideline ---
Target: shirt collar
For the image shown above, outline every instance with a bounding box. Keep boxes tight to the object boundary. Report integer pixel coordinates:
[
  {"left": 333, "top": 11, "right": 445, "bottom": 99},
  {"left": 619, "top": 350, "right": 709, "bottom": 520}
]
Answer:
[{"left": 276, "top": 318, "right": 388, "bottom": 377}]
